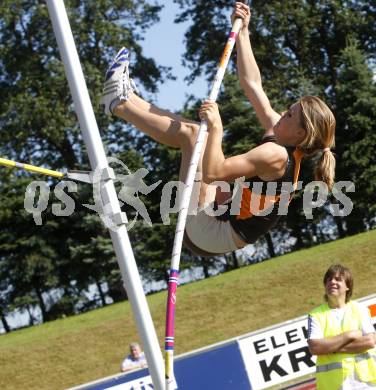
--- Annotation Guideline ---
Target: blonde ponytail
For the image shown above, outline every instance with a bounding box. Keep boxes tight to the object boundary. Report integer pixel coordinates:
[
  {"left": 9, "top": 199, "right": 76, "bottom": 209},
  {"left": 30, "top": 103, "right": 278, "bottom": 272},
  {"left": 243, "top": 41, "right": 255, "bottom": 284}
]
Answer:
[
  {"left": 314, "top": 149, "right": 336, "bottom": 191},
  {"left": 298, "top": 96, "right": 336, "bottom": 191}
]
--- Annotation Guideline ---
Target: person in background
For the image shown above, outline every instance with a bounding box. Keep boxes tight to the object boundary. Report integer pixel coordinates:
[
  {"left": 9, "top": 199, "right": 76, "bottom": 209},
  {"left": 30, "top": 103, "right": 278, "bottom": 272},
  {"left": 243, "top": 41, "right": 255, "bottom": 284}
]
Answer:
[
  {"left": 307, "top": 264, "right": 376, "bottom": 389},
  {"left": 121, "top": 342, "right": 147, "bottom": 373}
]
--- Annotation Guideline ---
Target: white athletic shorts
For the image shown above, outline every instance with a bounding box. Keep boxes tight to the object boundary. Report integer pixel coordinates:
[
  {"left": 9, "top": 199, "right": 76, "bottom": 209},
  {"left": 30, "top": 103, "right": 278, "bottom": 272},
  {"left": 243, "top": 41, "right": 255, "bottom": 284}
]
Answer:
[{"left": 185, "top": 206, "right": 239, "bottom": 254}]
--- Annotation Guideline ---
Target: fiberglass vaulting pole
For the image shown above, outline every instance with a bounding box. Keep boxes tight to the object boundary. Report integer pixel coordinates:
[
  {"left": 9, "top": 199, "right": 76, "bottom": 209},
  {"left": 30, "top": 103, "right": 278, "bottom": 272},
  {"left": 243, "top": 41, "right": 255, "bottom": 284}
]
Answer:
[
  {"left": 164, "top": 5, "right": 247, "bottom": 389},
  {"left": 45, "top": 1, "right": 164, "bottom": 389}
]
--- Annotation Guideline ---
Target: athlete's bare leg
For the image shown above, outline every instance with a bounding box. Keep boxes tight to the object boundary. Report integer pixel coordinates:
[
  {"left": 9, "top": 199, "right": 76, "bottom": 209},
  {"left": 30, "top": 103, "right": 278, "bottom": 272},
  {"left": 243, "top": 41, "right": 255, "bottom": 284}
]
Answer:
[{"left": 114, "top": 92, "right": 210, "bottom": 206}]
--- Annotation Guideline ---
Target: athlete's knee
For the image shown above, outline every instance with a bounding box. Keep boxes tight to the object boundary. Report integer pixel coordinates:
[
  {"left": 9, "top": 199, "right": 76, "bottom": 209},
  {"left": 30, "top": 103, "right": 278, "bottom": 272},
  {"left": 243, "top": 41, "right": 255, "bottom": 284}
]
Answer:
[{"left": 179, "top": 122, "right": 200, "bottom": 146}]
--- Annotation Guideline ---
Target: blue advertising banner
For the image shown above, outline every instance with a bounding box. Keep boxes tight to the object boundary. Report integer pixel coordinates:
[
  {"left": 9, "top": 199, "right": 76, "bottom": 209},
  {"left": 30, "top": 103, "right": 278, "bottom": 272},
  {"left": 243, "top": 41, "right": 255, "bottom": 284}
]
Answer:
[{"left": 174, "top": 342, "right": 251, "bottom": 389}]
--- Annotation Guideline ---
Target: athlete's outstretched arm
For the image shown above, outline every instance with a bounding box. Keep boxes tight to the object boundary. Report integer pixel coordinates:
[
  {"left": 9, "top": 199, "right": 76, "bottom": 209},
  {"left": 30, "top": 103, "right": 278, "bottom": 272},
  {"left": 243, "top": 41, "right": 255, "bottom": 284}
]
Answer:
[{"left": 233, "top": 2, "right": 280, "bottom": 135}]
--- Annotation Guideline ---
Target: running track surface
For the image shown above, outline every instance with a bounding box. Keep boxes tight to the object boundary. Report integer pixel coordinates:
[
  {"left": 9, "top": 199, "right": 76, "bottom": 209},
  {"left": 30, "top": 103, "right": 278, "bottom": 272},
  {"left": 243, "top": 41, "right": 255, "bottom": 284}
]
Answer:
[{"left": 282, "top": 378, "right": 316, "bottom": 390}]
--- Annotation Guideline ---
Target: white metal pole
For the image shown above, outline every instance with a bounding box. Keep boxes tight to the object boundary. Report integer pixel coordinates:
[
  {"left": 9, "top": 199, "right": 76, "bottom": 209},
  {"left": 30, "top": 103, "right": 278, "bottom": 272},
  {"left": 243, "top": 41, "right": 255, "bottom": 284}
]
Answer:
[{"left": 45, "top": 1, "right": 164, "bottom": 389}]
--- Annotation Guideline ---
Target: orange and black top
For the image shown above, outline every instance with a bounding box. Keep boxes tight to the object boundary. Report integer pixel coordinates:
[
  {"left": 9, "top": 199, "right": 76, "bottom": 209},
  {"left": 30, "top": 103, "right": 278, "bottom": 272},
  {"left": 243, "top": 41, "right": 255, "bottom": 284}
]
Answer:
[{"left": 215, "top": 135, "right": 303, "bottom": 244}]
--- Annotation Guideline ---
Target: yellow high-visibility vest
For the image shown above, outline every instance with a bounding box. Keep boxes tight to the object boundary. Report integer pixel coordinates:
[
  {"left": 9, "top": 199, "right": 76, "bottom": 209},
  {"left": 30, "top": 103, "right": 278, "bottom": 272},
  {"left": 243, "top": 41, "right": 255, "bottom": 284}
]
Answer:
[{"left": 310, "top": 301, "right": 376, "bottom": 390}]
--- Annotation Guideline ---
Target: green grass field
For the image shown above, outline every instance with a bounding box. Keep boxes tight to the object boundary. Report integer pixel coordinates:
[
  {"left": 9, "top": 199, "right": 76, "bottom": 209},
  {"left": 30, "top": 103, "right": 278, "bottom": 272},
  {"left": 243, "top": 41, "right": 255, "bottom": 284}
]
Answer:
[{"left": 1, "top": 230, "right": 376, "bottom": 390}]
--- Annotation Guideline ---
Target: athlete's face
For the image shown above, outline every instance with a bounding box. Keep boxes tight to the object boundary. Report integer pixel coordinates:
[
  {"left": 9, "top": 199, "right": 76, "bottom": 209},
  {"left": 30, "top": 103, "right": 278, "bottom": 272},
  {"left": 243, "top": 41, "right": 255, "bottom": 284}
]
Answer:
[{"left": 273, "top": 102, "right": 306, "bottom": 146}]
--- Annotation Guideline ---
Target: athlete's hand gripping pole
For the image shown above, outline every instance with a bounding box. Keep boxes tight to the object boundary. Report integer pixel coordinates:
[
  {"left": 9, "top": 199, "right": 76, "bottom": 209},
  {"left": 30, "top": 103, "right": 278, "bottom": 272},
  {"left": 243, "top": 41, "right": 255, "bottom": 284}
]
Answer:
[{"left": 164, "top": 2, "right": 248, "bottom": 388}]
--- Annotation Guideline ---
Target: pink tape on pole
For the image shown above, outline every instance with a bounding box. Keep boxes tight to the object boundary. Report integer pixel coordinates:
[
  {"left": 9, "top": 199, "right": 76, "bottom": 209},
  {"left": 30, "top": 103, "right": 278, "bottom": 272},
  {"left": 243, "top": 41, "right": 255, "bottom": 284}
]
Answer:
[
  {"left": 166, "top": 284, "right": 177, "bottom": 335},
  {"left": 165, "top": 269, "right": 179, "bottom": 350}
]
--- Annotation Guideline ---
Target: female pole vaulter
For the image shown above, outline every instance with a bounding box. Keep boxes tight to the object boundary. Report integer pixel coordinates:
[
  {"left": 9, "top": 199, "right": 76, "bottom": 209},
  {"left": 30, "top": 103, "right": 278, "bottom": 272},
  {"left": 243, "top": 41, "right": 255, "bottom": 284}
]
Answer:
[{"left": 100, "top": 3, "right": 336, "bottom": 257}]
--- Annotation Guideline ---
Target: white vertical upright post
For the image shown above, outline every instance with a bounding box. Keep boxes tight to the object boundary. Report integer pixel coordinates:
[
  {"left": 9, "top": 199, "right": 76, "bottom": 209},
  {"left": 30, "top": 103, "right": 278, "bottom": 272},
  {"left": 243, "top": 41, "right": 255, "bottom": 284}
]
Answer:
[{"left": 45, "top": 1, "right": 164, "bottom": 389}]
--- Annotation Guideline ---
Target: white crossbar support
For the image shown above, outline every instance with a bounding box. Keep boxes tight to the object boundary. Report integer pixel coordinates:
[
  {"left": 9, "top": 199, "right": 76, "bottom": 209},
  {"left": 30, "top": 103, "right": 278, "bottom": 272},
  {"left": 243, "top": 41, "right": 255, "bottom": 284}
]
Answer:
[{"left": 45, "top": 1, "right": 164, "bottom": 389}]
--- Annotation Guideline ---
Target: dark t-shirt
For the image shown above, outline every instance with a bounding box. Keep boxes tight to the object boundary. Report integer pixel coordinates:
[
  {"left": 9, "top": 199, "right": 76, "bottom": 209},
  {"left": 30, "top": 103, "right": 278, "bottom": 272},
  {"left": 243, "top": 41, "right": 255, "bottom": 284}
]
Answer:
[{"left": 215, "top": 136, "right": 303, "bottom": 243}]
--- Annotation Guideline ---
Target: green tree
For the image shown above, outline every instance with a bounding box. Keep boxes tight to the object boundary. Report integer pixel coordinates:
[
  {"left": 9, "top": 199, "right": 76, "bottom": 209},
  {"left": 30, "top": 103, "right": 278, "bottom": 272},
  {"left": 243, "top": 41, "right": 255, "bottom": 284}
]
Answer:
[
  {"left": 335, "top": 38, "right": 376, "bottom": 233},
  {"left": 0, "top": 172, "right": 60, "bottom": 323}
]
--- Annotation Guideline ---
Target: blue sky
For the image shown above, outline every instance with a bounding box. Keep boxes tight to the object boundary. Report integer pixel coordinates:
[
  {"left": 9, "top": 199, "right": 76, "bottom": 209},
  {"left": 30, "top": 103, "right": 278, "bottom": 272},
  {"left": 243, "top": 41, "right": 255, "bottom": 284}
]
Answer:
[{"left": 140, "top": 1, "right": 209, "bottom": 111}]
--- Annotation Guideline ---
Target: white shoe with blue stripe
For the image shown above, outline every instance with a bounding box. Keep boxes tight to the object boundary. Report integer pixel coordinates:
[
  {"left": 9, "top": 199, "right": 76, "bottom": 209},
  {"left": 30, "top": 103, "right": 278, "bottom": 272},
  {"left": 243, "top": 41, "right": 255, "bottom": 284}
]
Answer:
[{"left": 100, "top": 47, "right": 138, "bottom": 116}]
